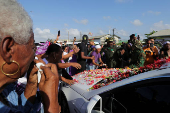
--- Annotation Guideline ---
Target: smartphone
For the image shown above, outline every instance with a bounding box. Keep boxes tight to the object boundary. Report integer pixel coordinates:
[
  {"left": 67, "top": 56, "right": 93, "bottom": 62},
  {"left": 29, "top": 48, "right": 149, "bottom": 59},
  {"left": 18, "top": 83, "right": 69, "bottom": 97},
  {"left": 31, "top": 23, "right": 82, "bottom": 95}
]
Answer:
[
  {"left": 150, "top": 43, "right": 153, "bottom": 47},
  {"left": 58, "top": 30, "right": 60, "bottom": 36}
]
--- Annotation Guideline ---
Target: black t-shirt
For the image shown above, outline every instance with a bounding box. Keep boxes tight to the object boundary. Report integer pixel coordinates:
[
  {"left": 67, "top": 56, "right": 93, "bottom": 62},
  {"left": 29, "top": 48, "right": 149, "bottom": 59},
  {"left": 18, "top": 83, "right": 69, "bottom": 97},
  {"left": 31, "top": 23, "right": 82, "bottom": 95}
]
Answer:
[{"left": 77, "top": 42, "right": 87, "bottom": 62}]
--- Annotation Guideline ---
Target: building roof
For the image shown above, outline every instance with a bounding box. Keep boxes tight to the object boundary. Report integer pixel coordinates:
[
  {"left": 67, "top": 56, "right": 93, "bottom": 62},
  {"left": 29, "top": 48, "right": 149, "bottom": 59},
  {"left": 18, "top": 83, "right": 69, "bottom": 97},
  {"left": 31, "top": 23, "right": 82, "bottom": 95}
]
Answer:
[
  {"left": 89, "top": 34, "right": 121, "bottom": 39},
  {"left": 149, "top": 29, "right": 170, "bottom": 38}
]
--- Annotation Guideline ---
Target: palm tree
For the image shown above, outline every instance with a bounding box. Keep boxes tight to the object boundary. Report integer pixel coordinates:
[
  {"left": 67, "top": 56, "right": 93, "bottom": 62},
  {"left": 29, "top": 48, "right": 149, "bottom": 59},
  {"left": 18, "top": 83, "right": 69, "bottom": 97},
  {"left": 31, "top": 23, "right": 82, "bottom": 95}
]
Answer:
[{"left": 145, "top": 30, "right": 157, "bottom": 38}]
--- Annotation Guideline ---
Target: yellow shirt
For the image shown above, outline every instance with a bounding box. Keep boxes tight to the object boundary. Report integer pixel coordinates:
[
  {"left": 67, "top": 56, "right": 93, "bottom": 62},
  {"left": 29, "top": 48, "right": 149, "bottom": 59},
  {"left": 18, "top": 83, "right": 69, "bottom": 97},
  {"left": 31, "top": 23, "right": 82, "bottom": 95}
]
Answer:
[{"left": 143, "top": 46, "right": 158, "bottom": 65}]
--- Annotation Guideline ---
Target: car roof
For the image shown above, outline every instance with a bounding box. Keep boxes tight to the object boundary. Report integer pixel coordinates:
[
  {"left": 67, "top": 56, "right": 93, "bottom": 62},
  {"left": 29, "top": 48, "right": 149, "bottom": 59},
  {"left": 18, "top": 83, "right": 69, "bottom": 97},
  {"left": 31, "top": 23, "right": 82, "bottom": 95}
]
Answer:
[{"left": 71, "top": 65, "right": 170, "bottom": 100}]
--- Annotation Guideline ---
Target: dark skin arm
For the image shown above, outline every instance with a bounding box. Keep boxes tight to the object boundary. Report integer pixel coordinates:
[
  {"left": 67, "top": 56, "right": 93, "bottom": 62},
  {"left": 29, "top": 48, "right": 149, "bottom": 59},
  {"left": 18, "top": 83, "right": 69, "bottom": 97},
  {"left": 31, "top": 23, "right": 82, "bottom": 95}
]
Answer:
[
  {"left": 24, "top": 66, "right": 38, "bottom": 104},
  {"left": 81, "top": 52, "right": 94, "bottom": 60},
  {"left": 62, "top": 47, "right": 80, "bottom": 60},
  {"left": 91, "top": 57, "right": 103, "bottom": 67},
  {"left": 62, "top": 51, "right": 74, "bottom": 60},
  {"left": 53, "top": 35, "right": 59, "bottom": 43},
  {"left": 57, "top": 62, "right": 81, "bottom": 69}
]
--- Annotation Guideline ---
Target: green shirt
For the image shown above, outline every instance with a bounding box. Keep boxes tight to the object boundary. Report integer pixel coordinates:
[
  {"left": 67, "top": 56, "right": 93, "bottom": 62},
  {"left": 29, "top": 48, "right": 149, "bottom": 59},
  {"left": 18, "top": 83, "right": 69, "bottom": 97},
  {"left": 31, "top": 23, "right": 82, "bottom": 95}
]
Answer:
[{"left": 129, "top": 49, "right": 146, "bottom": 68}]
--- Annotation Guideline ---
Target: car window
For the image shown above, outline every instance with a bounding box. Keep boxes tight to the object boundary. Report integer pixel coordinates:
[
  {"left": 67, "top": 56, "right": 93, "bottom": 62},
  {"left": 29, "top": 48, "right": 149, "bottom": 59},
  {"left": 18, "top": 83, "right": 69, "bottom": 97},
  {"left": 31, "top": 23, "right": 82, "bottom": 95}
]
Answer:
[{"left": 96, "top": 77, "right": 170, "bottom": 113}]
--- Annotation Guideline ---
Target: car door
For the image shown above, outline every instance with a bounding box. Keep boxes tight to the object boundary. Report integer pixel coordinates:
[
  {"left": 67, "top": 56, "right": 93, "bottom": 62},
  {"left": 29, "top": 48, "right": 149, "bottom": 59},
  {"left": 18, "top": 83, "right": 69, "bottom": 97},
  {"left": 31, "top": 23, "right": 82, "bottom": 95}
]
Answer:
[{"left": 98, "top": 76, "right": 170, "bottom": 113}]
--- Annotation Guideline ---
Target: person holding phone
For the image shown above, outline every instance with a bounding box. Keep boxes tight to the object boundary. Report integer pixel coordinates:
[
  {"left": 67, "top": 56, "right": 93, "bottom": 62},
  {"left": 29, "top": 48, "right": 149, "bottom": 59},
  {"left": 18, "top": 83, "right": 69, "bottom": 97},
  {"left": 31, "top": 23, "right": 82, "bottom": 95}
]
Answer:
[
  {"left": 143, "top": 39, "right": 158, "bottom": 65},
  {"left": 53, "top": 30, "right": 60, "bottom": 44}
]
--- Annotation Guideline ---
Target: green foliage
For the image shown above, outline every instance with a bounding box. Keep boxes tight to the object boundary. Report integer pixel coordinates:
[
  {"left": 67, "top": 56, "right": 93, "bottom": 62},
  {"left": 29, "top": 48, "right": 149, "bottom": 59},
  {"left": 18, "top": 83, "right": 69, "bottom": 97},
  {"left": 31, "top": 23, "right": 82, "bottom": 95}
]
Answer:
[{"left": 145, "top": 30, "right": 157, "bottom": 38}]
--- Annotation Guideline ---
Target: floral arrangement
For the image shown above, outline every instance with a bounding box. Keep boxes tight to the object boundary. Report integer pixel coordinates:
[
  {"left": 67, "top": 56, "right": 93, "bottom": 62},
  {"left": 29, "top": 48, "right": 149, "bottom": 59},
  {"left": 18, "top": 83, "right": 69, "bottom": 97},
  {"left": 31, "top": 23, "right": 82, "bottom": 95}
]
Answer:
[{"left": 73, "top": 58, "right": 170, "bottom": 90}]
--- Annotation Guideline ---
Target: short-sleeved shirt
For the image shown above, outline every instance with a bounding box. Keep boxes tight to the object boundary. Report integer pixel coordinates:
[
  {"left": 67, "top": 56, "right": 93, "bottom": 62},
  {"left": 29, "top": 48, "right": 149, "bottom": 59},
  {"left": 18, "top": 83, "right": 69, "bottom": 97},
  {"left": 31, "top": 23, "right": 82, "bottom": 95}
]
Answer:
[
  {"left": 77, "top": 42, "right": 87, "bottom": 62},
  {"left": 0, "top": 83, "right": 41, "bottom": 113},
  {"left": 143, "top": 46, "right": 158, "bottom": 65},
  {"left": 88, "top": 51, "right": 101, "bottom": 66}
]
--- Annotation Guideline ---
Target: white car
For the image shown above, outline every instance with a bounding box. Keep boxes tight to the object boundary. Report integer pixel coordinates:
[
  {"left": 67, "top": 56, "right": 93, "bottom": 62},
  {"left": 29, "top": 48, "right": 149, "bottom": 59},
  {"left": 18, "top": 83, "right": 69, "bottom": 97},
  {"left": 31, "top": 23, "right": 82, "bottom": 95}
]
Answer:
[{"left": 60, "top": 63, "right": 170, "bottom": 113}]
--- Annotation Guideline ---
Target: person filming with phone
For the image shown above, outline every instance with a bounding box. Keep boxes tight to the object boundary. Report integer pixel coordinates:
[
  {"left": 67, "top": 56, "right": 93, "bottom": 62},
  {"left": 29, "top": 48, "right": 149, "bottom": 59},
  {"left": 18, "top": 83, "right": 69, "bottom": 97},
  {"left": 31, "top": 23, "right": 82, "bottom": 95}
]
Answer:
[{"left": 143, "top": 39, "right": 158, "bottom": 65}]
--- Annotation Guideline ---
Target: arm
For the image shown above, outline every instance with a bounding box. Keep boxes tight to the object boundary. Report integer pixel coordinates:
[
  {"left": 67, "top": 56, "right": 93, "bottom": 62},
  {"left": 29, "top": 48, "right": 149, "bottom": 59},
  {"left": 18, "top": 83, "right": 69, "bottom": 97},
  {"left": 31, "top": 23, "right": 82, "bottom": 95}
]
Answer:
[
  {"left": 57, "top": 62, "right": 72, "bottom": 69},
  {"left": 92, "top": 57, "right": 99, "bottom": 66},
  {"left": 39, "top": 64, "right": 60, "bottom": 113},
  {"left": 57, "top": 62, "right": 81, "bottom": 69},
  {"left": 99, "top": 58, "right": 104, "bottom": 64},
  {"left": 62, "top": 51, "right": 74, "bottom": 60},
  {"left": 24, "top": 65, "right": 39, "bottom": 104},
  {"left": 81, "top": 52, "right": 94, "bottom": 60},
  {"left": 59, "top": 75, "right": 75, "bottom": 85},
  {"left": 62, "top": 47, "right": 80, "bottom": 60},
  {"left": 53, "top": 35, "right": 59, "bottom": 43}
]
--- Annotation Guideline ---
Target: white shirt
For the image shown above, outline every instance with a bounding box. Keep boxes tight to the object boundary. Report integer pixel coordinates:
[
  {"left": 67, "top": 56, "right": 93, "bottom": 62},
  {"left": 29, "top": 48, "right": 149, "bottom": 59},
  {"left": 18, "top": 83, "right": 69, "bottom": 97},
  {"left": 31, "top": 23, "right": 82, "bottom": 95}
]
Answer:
[{"left": 62, "top": 52, "right": 72, "bottom": 62}]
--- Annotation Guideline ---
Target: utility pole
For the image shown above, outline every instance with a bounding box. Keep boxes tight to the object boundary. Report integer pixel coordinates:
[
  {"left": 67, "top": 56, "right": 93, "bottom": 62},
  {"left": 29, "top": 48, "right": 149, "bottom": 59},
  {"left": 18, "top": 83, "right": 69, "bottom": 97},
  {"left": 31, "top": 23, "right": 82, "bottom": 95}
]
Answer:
[
  {"left": 68, "top": 31, "right": 69, "bottom": 42},
  {"left": 113, "top": 28, "right": 116, "bottom": 39}
]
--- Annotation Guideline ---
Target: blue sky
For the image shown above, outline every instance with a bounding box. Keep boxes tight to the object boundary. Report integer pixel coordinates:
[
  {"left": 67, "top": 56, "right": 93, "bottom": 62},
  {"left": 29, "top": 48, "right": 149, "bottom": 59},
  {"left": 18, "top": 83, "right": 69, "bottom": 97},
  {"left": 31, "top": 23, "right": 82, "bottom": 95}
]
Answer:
[{"left": 18, "top": 0, "right": 170, "bottom": 43}]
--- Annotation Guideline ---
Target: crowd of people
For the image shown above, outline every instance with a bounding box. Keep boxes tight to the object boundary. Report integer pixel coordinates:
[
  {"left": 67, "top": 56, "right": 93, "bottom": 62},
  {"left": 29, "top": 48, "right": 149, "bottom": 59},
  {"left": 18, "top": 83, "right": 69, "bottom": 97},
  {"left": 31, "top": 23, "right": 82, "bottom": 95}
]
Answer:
[
  {"left": 51, "top": 33, "right": 170, "bottom": 76},
  {"left": 0, "top": 0, "right": 170, "bottom": 113}
]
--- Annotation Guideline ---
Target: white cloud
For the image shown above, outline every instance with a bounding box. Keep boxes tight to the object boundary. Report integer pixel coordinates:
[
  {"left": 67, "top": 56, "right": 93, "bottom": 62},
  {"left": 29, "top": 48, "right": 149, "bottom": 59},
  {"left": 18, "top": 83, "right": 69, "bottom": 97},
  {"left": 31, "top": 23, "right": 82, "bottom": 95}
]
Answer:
[
  {"left": 143, "top": 11, "right": 161, "bottom": 16},
  {"left": 115, "top": 0, "right": 132, "bottom": 3},
  {"left": 99, "top": 30, "right": 105, "bottom": 35},
  {"left": 66, "top": 28, "right": 80, "bottom": 37},
  {"left": 116, "top": 29, "right": 129, "bottom": 37},
  {"left": 148, "top": 11, "right": 161, "bottom": 15},
  {"left": 34, "top": 28, "right": 83, "bottom": 42},
  {"left": 64, "top": 23, "right": 69, "bottom": 27},
  {"left": 131, "top": 19, "right": 143, "bottom": 26},
  {"left": 73, "top": 19, "right": 88, "bottom": 25},
  {"left": 150, "top": 21, "right": 170, "bottom": 31},
  {"left": 34, "top": 28, "right": 55, "bottom": 43},
  {"left": 103, "top": 16, "right": 111, "bottom": 20},
  {"left": 60, "top": 28, "right": 81, "bottom": 40}
]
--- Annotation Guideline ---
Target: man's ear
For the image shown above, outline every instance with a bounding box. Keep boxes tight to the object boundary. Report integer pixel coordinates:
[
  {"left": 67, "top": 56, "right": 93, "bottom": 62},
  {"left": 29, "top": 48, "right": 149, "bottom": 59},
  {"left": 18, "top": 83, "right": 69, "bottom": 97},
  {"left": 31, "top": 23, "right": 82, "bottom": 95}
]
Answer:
[{"left": 0, "top": 37, "right": 14, "bottom": 63}]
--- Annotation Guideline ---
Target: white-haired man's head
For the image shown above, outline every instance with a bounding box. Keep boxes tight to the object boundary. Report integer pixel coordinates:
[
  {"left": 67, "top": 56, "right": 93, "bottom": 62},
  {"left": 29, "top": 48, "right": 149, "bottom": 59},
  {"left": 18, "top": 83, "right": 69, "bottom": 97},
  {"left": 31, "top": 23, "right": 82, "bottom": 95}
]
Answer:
[{"left": 0, "top": 0, "right": 33, "bottom": 44}]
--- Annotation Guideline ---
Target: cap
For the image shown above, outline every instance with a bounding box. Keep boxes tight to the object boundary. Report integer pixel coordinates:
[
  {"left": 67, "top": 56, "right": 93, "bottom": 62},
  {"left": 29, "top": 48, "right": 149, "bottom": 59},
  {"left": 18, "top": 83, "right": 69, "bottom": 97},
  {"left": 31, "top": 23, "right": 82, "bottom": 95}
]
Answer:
[
  {"left": 89, "top": 39, "right": 94, "bottom": 42},
  {"left": 107, "top": 38, "right": 114, "bottom": 42},
  {"left": 95, "top": 45, "right": 101, "bottom": 49},
  {"left": 163, "top": 41, "right": 170, "bottom": 45}
]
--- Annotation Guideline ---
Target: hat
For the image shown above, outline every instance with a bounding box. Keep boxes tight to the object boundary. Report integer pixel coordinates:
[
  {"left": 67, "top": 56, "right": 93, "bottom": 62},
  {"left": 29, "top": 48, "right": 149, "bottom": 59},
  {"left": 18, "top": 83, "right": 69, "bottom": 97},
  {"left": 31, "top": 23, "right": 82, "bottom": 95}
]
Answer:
[
  {"left": 89, "top": 39, "right": 94, "bottom": 42},
  {"left": 163, "top": 41, "right": 170, "bottom": 45},
  {"left": 107, "top": 38, "right": 114, "bottom": 42},
  {"left": 95, "top": 45, "right": 101, "bottom": 49}
]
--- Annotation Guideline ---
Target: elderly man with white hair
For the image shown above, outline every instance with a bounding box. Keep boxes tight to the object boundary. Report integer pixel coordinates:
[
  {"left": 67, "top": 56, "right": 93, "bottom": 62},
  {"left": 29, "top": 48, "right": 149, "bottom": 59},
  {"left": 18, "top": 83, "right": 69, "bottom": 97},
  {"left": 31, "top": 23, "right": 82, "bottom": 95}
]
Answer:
[
  {"left": 87, "top": 45, "right": 104, "bottom": 70},
  {"left": 0, "top": 0, "right": 60, "bottom": 113}
]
